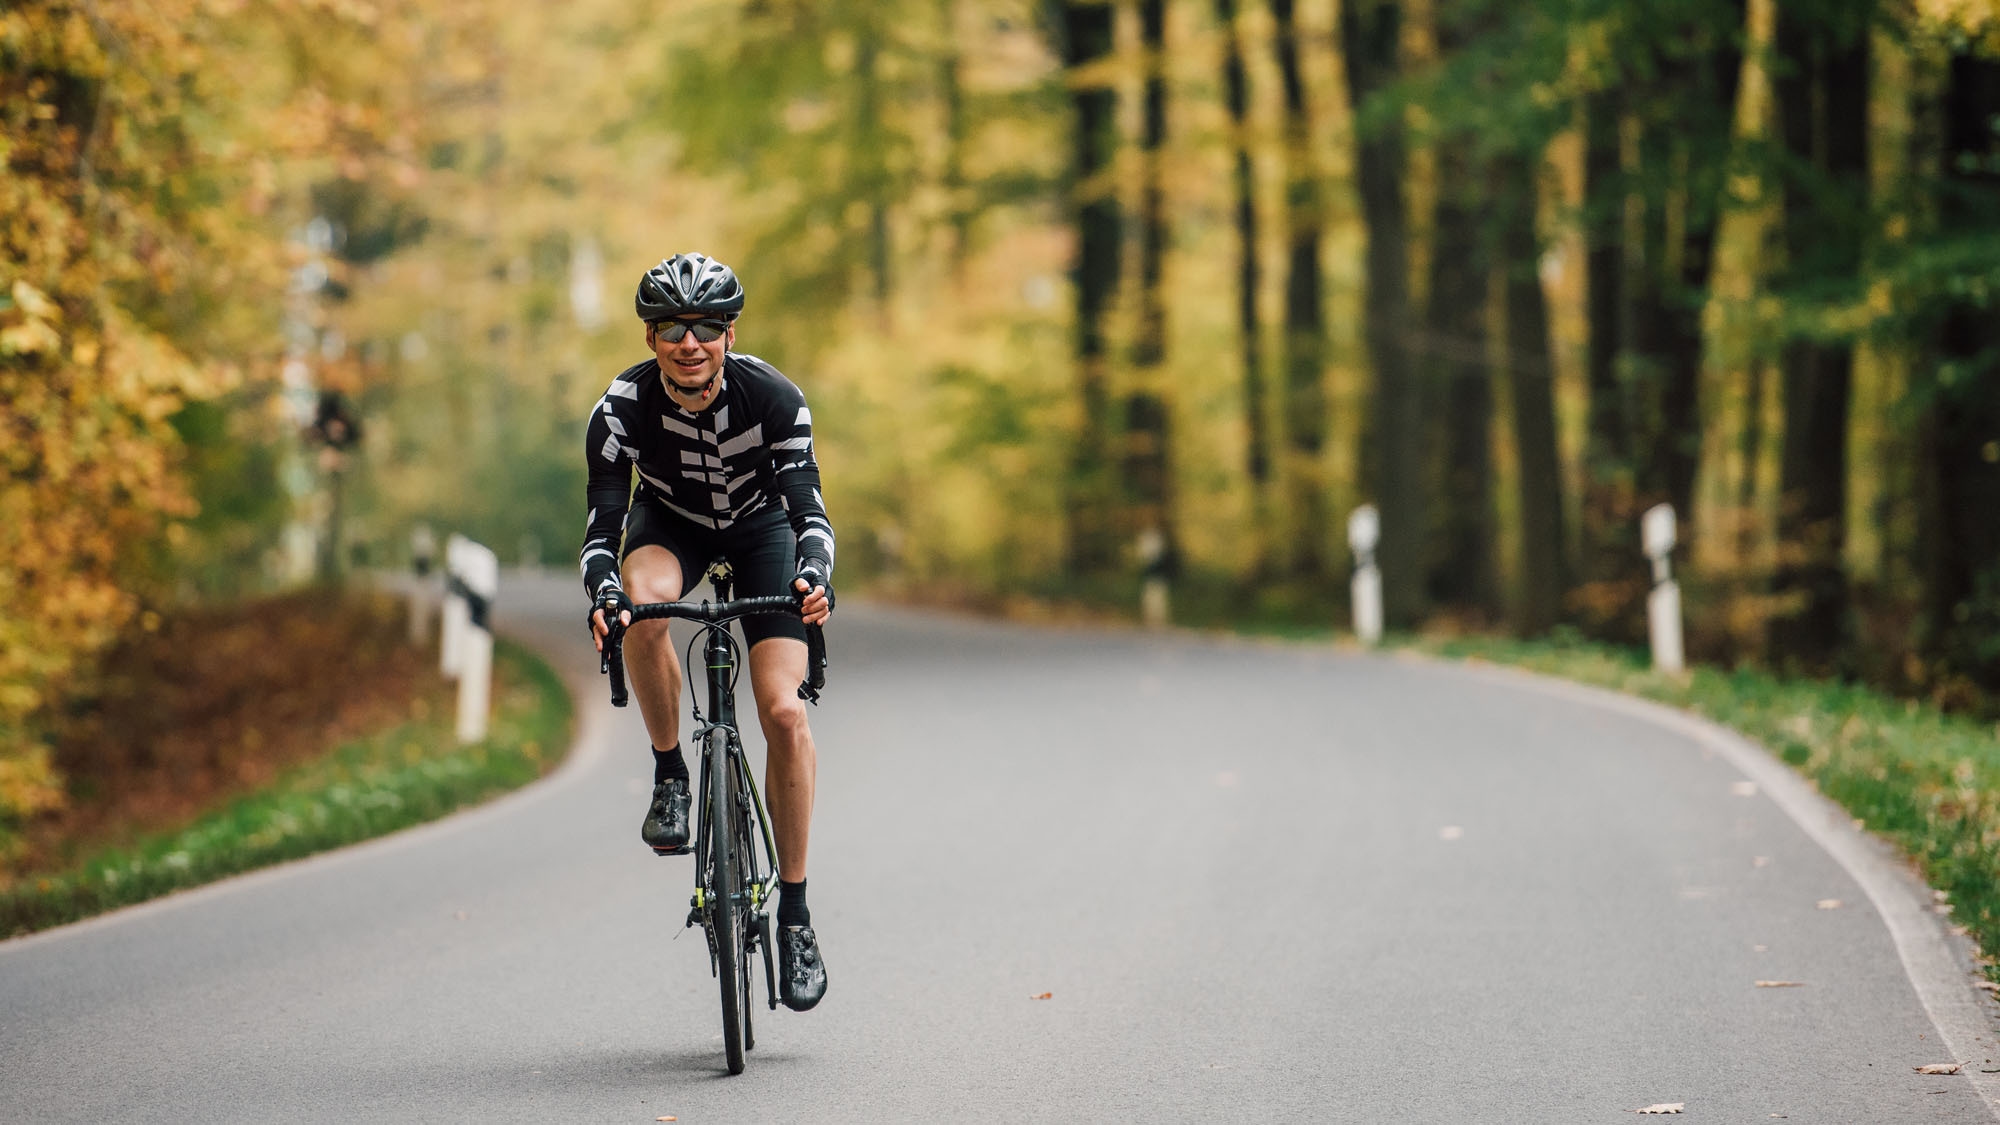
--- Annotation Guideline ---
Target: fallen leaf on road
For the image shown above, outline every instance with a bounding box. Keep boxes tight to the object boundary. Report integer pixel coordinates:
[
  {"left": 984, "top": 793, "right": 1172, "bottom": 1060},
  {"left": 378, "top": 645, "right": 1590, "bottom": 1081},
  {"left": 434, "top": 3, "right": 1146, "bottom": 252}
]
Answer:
[
  {"left": 1635, "top": 1104, "right": 1684, "bottom": 1114},
  {"left": 1755, "top": 980, "right": 1806, "bottom": 988},
  {"left": 657, "top": 1117, "right": 677, "bottom": 1122},
  {"left": 1731, "top": 781, "right": 1758, "bottom": 797},
  {"left": 1439, "top": 826, "right": 1464, "bottom": 841},
  {"left": 1754, "top": 944, "right": 1769, "bottom": 953},
  {"left": 1817, "top": 899, "right": 1843, "bottom": 910},
  {"left": 1914, "top": 1063, "right": 1963, "bottom": 1075},
  {"left": 1754, "top": 856, "right": 1770, "bottom": 867},
  {"left": 1032, "top": 992, "right": 1052, "bottom": 1000},
  {"left": 1973, "top": 981, "right": 1999, "bottom": 993}
]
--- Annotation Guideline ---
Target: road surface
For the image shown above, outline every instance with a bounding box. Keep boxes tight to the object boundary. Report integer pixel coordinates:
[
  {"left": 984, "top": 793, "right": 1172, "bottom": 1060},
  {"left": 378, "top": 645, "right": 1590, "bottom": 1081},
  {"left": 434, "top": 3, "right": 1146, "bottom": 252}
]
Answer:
[{"left": 4, "top": 573, "right": 1998, "bottom": 1122}]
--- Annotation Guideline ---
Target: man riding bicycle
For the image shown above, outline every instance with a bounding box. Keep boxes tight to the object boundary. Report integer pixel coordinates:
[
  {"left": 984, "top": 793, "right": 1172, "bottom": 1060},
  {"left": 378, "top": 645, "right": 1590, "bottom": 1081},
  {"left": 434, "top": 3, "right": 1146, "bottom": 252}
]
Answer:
[{"left": 582, "top": 252, "right": 831, "bottom": 1012}]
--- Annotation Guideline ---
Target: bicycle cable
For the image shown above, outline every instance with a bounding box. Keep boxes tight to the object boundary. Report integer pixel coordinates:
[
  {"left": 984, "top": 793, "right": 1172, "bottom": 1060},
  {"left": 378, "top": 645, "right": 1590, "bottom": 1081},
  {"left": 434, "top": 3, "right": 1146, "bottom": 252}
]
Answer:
[{"left": 680, "top": 621, "right": 746, "bottom": 728}]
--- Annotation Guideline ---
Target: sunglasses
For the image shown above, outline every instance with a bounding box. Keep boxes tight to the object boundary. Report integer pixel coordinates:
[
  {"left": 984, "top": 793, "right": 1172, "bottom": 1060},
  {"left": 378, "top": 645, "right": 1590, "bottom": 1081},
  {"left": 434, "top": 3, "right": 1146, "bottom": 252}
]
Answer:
[{"left": 653, "top": 318, "right": 732, "bottom": 344}]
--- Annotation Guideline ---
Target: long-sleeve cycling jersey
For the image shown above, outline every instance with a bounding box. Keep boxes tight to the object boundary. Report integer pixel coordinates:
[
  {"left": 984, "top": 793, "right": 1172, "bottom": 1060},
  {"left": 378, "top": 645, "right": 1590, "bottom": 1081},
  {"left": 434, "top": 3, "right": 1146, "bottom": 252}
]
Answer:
[{"left": 579, "top": 352, "right": 834, "bottom": 599}]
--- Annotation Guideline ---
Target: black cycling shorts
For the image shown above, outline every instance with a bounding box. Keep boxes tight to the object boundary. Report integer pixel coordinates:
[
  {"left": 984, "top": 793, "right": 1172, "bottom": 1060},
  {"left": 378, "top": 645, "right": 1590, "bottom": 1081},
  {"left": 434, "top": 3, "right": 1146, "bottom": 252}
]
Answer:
[{"left": 622, "top": 498, "right": 806, "bottom": 646}]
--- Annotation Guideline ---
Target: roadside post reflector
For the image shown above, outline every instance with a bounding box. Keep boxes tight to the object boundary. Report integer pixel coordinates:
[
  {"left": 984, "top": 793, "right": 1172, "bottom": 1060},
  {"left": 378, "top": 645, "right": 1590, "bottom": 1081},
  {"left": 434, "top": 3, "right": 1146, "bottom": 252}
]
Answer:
[
  {"left": 1349, "top": 505, "right": 1383, "bottom": 646},
  {"left": 409, "top": 523, "right": 437, "bottom": 646},
  {"left": 441, "top": 534, "right": 470, "bottom": 679},
  {"left": 453, "top": 539, "right": 499, "bottom": 744},
  {"left": 1643, "top": 503, "right": 1684, "bottom": 674}
]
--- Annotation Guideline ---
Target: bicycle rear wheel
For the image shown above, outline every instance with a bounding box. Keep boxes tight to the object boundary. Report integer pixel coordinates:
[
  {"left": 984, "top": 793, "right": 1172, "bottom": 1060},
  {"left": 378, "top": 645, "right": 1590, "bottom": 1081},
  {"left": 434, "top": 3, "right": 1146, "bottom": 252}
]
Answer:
[{"left": 709, "top": 728, "right": 749, "bottom": 1074}]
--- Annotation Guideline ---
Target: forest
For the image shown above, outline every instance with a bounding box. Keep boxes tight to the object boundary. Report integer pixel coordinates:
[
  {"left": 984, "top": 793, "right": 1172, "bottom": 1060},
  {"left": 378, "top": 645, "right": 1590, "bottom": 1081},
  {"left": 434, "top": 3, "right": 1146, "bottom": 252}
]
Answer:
[{"left": 5, "top": 0, "right": 2000, "bottom": 841}]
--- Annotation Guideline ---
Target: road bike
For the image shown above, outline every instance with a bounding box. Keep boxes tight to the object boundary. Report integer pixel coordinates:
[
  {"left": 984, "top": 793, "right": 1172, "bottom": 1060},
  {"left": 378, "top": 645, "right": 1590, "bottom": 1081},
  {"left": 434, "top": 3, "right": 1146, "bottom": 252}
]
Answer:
[{"left": 600, "top": 562, "right": 826, "bottom": 1075}]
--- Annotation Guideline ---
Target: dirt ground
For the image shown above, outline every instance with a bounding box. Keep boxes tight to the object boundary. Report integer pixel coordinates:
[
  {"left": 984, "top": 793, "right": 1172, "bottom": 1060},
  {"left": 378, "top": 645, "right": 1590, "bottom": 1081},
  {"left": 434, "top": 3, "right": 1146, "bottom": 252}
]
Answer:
[{"left": 15, "top": 589, "right": 446, "bottom": 879}]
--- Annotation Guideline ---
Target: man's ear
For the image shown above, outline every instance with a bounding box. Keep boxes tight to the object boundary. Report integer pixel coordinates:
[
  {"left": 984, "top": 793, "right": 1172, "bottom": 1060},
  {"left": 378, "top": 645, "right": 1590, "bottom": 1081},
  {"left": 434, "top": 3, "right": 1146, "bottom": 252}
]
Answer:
[
  {"left": 724, "top": 324, "right": 735, "bottom": 352},
  {"left": 644, "top": 323, "right": 657, "bottom": 349}
]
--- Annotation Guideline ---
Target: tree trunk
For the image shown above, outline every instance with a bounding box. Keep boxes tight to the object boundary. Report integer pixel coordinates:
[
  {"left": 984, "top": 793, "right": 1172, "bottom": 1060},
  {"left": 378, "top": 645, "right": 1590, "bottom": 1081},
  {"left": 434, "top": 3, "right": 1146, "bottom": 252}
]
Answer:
[
  {"left": 938, "top": 0, "right": 971, "bottom": 277},
  {"left": 1922, "top": 53, "right": 2000, "bottom": 687},
  {"left": 1123, "top": 0, "right": 1177, "bottom": 583},
  {"left": 1575, "top": 90, "right": 1644, "bottom": 639},
  {"left": 1216, "top": 0, "right": 1270, "bottom": 575},
  {"left": 1768, "top": 12, "right": 1867, "bottom": 667},
  {"left": 1057, "top": 0, "right": 1122, "bottom": 577},
  {"left": 1498, "top": 153, "right": 1568, "bottom": 635},
  {"left": 1341, "top": 0, "right": 1422, "bottom": 623},
  {"left": 854, "top": 35, "right": 892, "bottom": 314},
  {"left": 1425, "top": 140, "right": 1496, "bottom": 616},
  {"left": 1272, "top": 0, "right": 1328, "bottom": 582}
]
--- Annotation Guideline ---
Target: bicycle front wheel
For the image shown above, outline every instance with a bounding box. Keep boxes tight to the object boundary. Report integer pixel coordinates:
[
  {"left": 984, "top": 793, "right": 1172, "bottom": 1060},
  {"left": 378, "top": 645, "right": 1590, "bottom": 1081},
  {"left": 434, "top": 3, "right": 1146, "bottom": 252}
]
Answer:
[{"left": 709, "top": 727, "right": 749, "bottom": 1075}]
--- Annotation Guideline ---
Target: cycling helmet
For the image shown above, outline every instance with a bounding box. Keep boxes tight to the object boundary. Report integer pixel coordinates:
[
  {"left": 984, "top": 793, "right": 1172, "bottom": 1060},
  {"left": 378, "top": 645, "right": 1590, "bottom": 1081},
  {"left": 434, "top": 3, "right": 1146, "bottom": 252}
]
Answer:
[{"left": 634, "top": 253, "right": 745, "bottom": 321}]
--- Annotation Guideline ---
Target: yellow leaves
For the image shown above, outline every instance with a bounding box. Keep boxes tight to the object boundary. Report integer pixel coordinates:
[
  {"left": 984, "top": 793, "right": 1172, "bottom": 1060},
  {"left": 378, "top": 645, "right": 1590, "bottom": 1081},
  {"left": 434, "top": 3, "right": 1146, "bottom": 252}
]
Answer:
[
  {"left": 0, "top": 746, "right": 66, "bottom": 826},
  {"left": 0, "top": 281, "right": 63, "bottom": 357}
]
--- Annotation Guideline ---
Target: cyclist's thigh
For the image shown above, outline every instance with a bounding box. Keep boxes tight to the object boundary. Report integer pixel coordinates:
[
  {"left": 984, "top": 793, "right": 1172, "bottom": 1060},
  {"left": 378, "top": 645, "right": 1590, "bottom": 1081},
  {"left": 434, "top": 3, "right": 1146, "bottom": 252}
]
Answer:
[
  {"left": 721, "top": 508, "right": 807, "bottom": 648},
  {"left": 623, "top": 497, "right": 711, "bottom": 601},
  {"left": 746, "top": 637, "right": 809, "bottom": 717}
]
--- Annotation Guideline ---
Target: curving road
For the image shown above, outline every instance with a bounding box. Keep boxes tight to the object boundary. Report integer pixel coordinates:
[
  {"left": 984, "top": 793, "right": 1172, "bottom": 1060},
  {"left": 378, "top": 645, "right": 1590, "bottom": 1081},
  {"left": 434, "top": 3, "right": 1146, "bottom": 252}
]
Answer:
[{"left": 4, "top": 573, "right": 1998, "bottom": 1122}]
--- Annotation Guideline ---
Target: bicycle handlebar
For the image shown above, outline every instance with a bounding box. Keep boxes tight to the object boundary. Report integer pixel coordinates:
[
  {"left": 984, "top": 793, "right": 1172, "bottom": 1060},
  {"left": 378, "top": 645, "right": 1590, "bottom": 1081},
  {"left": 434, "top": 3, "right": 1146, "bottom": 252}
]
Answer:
[{"left": 600, "top": 596, "right": 826, "bottom": 708}]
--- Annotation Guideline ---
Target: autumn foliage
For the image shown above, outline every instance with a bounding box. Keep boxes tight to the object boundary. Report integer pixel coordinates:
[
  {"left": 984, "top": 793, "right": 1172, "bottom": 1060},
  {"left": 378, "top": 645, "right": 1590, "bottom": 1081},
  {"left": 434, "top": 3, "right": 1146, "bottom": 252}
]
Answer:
[{"left": 0, "top": 0, "right": 444, "bottom": 856}]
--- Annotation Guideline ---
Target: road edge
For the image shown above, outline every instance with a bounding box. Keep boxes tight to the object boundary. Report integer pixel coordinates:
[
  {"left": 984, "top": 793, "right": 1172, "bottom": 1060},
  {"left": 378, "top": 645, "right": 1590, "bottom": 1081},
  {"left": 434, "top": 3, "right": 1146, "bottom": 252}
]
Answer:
[
  {"left": 0, "top": 615, "right": 604, "bottom": 958},
  {"left": 1432, "top": 655, "right": 2000, "bottom": 1117}
]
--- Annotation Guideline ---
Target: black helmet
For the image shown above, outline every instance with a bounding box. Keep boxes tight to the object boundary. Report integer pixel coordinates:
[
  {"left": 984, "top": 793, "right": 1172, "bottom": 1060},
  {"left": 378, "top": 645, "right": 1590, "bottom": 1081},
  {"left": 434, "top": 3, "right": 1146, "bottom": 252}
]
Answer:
[{"left": 634, "top": 253, "right": 745, "bottom": 321}]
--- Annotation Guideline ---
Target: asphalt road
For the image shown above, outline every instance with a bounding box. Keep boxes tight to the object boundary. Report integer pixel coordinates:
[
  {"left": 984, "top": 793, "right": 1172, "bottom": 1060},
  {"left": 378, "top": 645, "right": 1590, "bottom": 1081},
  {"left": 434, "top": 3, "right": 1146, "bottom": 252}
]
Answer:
[{"left": 5, "top": 573, "right": 1999, "bottom": 1122}]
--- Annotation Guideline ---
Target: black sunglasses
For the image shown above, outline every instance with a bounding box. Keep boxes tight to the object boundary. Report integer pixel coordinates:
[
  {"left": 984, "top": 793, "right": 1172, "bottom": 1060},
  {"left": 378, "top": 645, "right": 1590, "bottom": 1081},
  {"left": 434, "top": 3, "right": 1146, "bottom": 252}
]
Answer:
[{"left": 653, "top": 318, "right": 732, "bottom": 344}]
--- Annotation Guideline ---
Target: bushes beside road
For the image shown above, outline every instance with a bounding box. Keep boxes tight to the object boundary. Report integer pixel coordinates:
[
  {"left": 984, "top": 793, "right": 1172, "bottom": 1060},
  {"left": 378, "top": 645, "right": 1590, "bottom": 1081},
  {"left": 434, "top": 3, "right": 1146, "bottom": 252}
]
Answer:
[{"left": 0, "top": 592, "right": 571, "bottom": 939}]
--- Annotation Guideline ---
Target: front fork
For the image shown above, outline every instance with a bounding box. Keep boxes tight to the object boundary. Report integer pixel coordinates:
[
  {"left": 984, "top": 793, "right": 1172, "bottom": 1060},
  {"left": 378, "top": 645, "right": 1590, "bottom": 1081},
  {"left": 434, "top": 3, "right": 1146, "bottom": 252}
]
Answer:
[{"left": 685, "top": 721, "right": 781, "bottom": 982}]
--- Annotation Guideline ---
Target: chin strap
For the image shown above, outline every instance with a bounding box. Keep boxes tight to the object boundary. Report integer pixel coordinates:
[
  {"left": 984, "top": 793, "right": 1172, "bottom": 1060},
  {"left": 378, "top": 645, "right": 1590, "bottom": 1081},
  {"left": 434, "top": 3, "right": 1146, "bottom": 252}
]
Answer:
[{"left": 669, "top": 373, "right": 720, "bottom": 402}]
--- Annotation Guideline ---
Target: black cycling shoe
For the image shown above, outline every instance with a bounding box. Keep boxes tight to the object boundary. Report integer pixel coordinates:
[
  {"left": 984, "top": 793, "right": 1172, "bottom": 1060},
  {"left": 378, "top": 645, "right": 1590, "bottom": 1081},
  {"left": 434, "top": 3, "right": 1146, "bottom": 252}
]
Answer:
[
  {"left": 641, "top": 778, "right": 690, "bottom": 853},
  {"left": 778, "top": 925, "right": 827, "bottom": 1011}
]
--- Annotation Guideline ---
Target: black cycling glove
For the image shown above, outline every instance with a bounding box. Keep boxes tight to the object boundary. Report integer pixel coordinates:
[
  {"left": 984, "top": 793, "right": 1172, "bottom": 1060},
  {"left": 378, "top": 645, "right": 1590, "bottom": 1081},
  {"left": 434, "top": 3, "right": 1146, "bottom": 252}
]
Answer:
[
  {"left": 591, "top": 587, "right": 633, "bottom": 633},
  {"left": 795, "top": 563, "right": 835, "bottom": 611}
]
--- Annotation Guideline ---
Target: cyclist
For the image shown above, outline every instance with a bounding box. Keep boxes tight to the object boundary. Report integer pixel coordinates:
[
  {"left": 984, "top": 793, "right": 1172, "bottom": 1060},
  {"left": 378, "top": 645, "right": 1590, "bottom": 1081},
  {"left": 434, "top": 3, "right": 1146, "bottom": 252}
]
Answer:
[{"left": 582, "top": 252, "right": 831, "bottom": 1012}]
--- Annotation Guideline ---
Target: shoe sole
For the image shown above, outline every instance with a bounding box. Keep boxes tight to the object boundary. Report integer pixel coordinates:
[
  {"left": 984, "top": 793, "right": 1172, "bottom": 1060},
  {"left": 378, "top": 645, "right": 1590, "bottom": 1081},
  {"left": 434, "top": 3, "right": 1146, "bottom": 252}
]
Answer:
[{"left": 649, "top": 844, "right": 691, "bottom": 856}]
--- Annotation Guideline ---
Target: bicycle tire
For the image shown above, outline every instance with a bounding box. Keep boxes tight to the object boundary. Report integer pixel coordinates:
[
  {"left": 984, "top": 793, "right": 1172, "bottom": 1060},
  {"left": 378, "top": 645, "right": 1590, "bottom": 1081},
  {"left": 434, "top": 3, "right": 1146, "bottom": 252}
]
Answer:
[
  {"left": 734, "top": 761, "right": 759, "bottom": 1052},
  {"left": 709, "top": 727, "right": 749, "bottom": 1074}
]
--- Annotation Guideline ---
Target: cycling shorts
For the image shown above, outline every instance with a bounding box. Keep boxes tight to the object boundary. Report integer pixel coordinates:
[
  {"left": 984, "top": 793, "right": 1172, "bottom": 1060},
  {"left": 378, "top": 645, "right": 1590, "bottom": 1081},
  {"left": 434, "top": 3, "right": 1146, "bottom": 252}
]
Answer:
[{"left": 622, "top": 498, "right": 806, "bottom": 647}]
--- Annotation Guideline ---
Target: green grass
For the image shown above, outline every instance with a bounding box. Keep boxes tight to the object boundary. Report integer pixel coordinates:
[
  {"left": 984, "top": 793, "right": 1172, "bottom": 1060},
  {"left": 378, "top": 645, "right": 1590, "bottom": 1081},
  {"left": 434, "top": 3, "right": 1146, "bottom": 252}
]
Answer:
[
  {"left": 1408, "top": 630, "right": 2000, "bottom": 974},
  {"left": 0, "top": 639, "right": 572, "bottom": 939}
]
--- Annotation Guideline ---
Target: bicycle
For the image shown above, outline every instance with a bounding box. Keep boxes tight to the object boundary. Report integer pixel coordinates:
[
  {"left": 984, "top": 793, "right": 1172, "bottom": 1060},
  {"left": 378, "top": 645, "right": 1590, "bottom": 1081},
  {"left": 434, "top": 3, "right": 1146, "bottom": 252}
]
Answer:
[{"left": 599, "top": 562, "right": 826, "bottom": 1075}]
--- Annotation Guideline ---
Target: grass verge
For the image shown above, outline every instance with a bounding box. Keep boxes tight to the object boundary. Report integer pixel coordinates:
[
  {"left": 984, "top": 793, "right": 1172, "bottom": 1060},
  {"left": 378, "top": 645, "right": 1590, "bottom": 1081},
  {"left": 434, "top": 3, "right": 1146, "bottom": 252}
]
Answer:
[
  {"left": 1411, "top": 631, "right": 2000, "bottom": 976},
  {"left": 0, "top": 638, "right": 571, "bottom": 939}
]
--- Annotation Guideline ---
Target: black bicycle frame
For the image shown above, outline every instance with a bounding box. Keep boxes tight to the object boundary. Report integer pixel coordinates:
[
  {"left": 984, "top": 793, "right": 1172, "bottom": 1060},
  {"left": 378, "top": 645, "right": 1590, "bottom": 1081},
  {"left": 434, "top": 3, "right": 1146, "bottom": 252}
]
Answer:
[{"left": 599, "top": 568, "right": 824, "bottom": 1011}]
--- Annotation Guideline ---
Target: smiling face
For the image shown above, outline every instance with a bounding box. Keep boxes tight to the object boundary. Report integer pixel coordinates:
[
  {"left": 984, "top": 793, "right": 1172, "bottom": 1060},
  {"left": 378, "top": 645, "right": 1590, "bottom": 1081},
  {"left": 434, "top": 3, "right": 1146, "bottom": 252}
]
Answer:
[{"left": 648, "top": 314, "right": 734, "bottom": 402}]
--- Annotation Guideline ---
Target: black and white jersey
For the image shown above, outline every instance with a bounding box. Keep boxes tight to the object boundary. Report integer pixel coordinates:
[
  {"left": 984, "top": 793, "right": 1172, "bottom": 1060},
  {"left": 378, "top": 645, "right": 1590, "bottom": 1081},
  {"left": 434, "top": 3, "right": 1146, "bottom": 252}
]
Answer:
[{"left": 579, "top": 351, "right": 834, "bottom": 599}]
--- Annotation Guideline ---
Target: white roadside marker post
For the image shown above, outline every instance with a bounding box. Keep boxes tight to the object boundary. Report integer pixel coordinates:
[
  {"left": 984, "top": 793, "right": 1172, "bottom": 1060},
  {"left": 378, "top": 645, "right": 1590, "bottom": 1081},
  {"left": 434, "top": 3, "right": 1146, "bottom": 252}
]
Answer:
[
  {"left": 1349, "top": 504, "right": 1383, "bottom": 646},
  {"left": 440, "top": 533, "right": 469, "bottom": 680},
  {"left": 454, "top": 539, "right": 499, "bottom": 744},
  {"left": 408, "top": 522, "right": 437, "bottom": 646},
  {"left": 1138, "top": 527, "right": 1170, "bottom": 629},
  {"left": 1643, "top": 503, "right": 1685, "bottom": 674}
]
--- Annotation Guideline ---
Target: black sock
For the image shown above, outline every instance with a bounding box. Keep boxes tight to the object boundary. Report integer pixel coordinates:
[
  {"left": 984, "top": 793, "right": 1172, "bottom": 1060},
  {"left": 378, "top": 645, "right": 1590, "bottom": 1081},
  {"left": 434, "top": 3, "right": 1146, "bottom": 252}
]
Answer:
[
  {"left": 778, "top": 879, "right": 809, "bottom": 928},
  {"left": 652, "top": 744, "right": 688, "bottom": 786}
]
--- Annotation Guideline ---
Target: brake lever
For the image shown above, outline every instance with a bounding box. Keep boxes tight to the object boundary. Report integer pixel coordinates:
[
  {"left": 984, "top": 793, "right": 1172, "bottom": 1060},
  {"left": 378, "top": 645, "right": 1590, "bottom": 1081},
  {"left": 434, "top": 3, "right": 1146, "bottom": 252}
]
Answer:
[{"left": 796, "top": 623, "right": 826, "bottom": 704}]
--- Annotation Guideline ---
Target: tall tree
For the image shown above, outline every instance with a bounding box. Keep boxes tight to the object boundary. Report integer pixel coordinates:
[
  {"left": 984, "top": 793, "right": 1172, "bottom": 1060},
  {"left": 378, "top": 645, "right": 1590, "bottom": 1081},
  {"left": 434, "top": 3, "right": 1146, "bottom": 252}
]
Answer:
[
  {"left": 1123, "top": 0, "right": 1178, "bottom": 585},
  {"left": 1920, "top": 51, "right": 2000, "bottom": 687},
  {"left": 1575, "top": 86, "right": 1643, "bottom": 636},
  {"left": 1341, "top": 0, "right": 1423, "bottom": 623},
  {"left": 1496, "top": 151, "right": 1569, "bottom": 634},
  {"left": 1768, "top": 1, "right": 1871, "bottom": 665},
  {"left": 1423, "top": 135, "right": 1498, "bottom": 616},
  {"left": 1216, "top": 0, "right": 1271, "bottom": 575},
  {"left": 1270, "top": 0, "right": 1329, "bottom": 582},
  {"left": 1055, "top": 0, "right": 1124, "bottom": 576}
]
